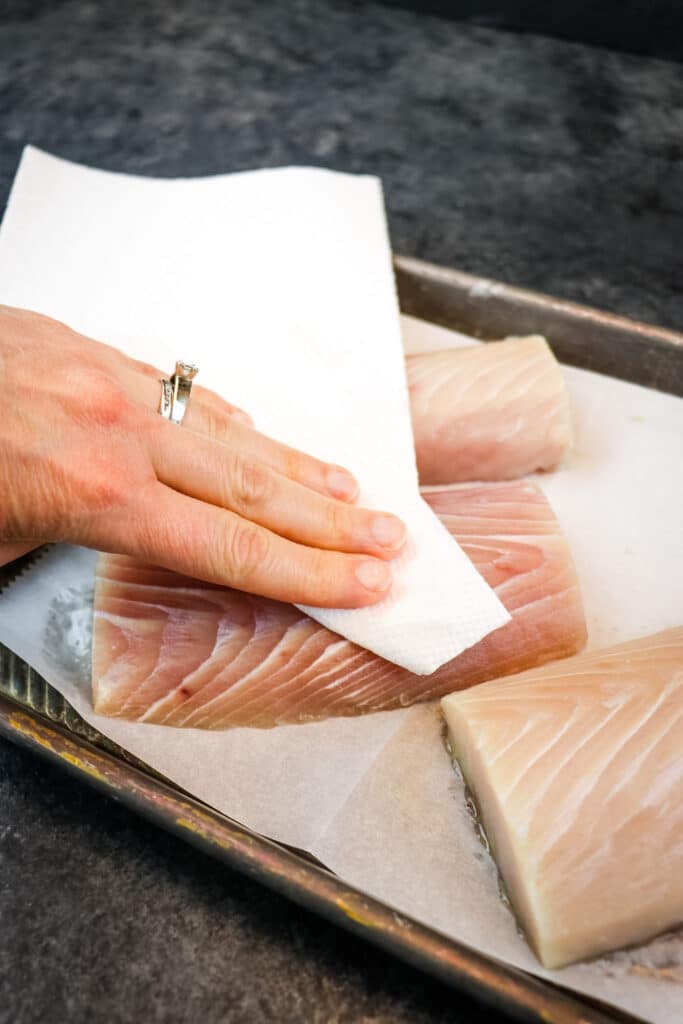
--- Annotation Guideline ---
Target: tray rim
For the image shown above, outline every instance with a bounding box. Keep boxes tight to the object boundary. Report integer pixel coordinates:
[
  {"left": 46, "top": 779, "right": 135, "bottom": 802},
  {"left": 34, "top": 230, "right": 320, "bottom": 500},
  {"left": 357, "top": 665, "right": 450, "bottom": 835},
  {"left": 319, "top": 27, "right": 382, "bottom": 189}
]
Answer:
[
  {"left": 394, "top": 253, "right": 683, "bottom": 349},
  {"left": 393, "top": 254, "right": 683, "bottom": 398},
  {"left": 3, "top": 255, "right": 680, "bottom": 1024}
]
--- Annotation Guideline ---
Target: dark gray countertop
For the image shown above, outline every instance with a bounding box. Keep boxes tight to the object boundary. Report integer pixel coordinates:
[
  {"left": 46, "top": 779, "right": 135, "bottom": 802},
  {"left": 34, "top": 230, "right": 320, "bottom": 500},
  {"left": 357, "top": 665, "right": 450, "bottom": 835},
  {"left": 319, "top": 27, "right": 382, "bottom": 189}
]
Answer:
[{"left": 1, "top": 3, "right": 681, "bottom": 1022}]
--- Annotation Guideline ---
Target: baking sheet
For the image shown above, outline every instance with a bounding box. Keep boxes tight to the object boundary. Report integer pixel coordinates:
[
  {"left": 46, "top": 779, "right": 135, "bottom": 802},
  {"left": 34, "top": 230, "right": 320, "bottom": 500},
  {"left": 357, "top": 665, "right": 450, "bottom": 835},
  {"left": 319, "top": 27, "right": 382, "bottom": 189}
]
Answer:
[{"left": 0, "top": 314, "right": 681, "bottom": 1023}]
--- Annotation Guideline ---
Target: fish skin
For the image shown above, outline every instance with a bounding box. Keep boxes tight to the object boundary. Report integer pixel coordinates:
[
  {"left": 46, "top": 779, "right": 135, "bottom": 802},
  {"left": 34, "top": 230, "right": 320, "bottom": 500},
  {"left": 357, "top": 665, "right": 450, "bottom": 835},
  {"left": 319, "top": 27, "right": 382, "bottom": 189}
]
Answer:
[
  {"left": 407, "top": 336, "right": 572, "bottom": 485},
  {"left": 92, "top": 481, "right": 586, "bottom": 729},
  {"left": 441, "top": 627, "right": 683, "bottom": 969}
]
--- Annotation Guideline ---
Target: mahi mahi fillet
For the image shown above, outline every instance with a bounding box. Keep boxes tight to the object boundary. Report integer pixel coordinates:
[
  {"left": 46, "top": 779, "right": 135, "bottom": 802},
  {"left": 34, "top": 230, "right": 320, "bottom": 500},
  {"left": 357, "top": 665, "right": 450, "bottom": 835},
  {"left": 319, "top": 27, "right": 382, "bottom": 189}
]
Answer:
[
  {"left": 407, "top": 336, "right": 572, "bottom": 484},
  {"left": 92, "top": 482, "right": 586, "bottom": 728},
  {"left": 441, "top": 627, "right": 683, "bottom": 968}
]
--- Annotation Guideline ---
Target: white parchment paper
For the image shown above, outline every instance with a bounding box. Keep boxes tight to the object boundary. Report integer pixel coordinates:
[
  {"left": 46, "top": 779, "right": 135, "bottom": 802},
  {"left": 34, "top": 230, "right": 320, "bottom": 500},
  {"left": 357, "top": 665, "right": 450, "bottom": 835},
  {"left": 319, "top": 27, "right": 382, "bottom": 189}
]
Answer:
[{"left": 1, "top": 314, "right": 681, "bottom": 1023}]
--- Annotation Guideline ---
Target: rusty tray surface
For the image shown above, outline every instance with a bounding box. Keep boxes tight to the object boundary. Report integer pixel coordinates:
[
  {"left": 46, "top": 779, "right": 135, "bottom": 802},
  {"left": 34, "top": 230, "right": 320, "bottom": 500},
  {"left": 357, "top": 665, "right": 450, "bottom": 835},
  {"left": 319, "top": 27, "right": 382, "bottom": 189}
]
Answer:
[{"left": 2, "top": 255, "right": 680, "bottom": 1024}]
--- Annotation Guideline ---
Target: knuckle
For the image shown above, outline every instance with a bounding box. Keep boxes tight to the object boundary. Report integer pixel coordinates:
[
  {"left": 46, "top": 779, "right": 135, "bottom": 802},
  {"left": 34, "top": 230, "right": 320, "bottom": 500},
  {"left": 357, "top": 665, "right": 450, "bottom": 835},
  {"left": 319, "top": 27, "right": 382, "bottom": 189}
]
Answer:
[
  {"left": 82, "top": 452, "right": 153, "bottom": 515},
  {"left": 85, "top": 464, "right": 131, "bottom": 513},
  {"left": 226, "top": 521, "right": 269, "bottom": 583},
  {"left": 309, "top": 548, "right": 346, "bottom": 602},
  {"left": 282, "top": 447, "right": 306, "bottom": 482},
  {"left": 67, "top": 368, "right": 135, "bottom": 429},
  {"left": 231, "top": 458, "right": 272, "bottom": 509},
  {"left": 325, "top": 500, "right": 354, "bottom": 545}
]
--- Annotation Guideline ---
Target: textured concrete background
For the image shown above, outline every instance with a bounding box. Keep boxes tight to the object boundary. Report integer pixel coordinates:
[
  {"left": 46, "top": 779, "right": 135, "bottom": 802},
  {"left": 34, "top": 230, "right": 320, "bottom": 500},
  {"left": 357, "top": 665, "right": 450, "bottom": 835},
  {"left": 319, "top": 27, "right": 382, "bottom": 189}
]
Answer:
[
  {"left": 1, "top": 2, "right": 682, "bottom": 1022},
  {"left": 2, "top": 0, "right": 682, "bottom": 330}
]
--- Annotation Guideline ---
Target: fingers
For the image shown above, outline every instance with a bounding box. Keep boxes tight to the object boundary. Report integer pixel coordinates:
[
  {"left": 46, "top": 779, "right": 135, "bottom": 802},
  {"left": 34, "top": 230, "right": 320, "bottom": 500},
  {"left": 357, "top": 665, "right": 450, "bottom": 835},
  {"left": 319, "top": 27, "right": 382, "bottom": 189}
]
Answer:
[
  {"left": 148, "top": 419, "right": 406, "bottom": 560},
  {"left": 127, "top": 364, "right": 358, "bottom": 501},
  {"left": 116, "top": 483, "right": 394, "bottom": 608},
  {"left": 186, "top": 412, "right": 359, "bottom": 501}
]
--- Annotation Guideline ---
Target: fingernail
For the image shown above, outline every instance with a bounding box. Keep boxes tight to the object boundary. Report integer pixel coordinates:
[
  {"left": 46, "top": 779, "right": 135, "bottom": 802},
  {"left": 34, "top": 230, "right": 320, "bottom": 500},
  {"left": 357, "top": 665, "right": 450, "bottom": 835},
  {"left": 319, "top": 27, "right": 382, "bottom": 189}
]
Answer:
[
  {"left": 371, "top": 514, "right": 406, "bottom": 549},
  {"left": 355, "top": 559, "right": 392, "bottom": 592},
  {"left": 327, "top": 467, "right": 358, "bottom": 501}
]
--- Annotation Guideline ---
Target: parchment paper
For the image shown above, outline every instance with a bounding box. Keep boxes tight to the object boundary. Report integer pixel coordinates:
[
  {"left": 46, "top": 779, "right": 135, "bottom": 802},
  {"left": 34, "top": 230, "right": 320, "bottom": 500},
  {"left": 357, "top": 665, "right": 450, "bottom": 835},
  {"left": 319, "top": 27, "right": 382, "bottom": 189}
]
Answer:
[{"left": 1, "top": 317, "right": 681, "bottom": 1022}]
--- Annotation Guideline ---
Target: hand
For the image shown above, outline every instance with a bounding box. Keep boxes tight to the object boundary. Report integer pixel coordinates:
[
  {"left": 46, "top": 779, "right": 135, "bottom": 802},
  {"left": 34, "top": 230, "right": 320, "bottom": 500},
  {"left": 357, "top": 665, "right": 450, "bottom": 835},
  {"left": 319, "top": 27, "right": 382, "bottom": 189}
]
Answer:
[{"left": 0, "top": 306, "right": 406, "bottom": 606}]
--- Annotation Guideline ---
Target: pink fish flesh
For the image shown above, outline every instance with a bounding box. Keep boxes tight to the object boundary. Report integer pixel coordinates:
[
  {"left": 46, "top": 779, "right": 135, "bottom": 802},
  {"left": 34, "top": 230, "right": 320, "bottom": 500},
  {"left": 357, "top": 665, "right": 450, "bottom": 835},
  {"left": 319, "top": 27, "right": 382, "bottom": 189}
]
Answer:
[
  {"left": 407, "top": 336, "right": 572, "bottom": 484},
  {"left": 92, "top": 482, "right": 586, "bottom": 729}
]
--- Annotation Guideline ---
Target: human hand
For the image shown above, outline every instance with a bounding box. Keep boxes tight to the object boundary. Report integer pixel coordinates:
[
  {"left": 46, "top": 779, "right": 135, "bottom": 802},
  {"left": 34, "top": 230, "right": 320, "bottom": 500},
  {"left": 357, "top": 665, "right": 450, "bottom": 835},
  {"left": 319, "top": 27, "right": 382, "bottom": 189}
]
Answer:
[{"left": 0, "top": 306, "right": 406, "bottom": 606}]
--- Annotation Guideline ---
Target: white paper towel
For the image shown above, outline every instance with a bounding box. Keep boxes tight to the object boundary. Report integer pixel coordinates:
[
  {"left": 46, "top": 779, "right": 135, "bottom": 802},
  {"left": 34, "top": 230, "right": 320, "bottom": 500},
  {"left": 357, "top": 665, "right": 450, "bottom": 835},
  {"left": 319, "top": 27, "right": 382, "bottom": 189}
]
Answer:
[{"left": 0, "top": 146, "right": 508, "bottom": 674}]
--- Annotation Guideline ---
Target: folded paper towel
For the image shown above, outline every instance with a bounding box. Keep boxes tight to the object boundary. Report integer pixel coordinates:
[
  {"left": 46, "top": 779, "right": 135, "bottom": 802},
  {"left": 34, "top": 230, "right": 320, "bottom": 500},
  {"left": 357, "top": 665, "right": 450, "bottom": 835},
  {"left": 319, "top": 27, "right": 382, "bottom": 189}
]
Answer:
[{"left": 0, "top": 147, "right": 508, "bottom": 673}]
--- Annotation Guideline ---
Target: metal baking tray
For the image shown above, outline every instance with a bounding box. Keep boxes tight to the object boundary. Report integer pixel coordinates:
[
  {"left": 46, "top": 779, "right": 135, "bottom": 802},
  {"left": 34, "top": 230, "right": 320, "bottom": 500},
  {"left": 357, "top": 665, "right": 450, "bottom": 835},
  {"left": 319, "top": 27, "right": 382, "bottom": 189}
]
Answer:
[{"left": 2, "top": 255, "right": 680, "bottom": 1024}]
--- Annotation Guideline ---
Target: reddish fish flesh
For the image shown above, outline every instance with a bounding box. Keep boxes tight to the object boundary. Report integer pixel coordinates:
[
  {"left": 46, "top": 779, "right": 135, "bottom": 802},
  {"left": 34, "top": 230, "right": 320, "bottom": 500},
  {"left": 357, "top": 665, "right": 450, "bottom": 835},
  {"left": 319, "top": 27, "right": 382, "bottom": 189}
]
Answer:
[
  {"left": 441, "top": 627, "right": 683, "bottom": 968},
  {"left": 92, "top": 482, "right": 586, "bottom": 729},
  {"left": 407, "top": 336, "right": 572, "bottom": 484}
]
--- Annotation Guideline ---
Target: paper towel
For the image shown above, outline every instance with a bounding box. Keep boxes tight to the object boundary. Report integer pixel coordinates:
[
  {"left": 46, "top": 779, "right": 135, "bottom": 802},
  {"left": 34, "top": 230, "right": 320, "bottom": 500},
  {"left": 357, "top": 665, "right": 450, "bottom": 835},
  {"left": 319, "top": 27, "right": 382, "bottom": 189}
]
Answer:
[{"left": 0, "top": 147, "right": 508, "bottom": 674}]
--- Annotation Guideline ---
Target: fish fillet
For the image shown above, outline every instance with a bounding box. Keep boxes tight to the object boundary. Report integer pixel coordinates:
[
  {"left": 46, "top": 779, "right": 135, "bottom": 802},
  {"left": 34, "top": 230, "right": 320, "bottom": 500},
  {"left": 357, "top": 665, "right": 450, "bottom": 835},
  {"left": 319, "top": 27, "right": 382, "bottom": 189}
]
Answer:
[
  {"left": 92, "top": 482, "right": 586, "bottom": 728},
  {"left": 441, "top": 627, "right": 683, "bottom": 968},
  {"left": 407, "top": 336, "right": 572, "bottom": 484}
]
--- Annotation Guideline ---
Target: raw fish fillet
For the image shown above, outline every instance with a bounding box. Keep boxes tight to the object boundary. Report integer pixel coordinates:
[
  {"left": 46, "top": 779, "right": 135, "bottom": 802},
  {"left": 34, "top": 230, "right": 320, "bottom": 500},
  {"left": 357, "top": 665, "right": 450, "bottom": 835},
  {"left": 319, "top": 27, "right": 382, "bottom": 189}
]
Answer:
[
  {"left": 407, "top": 336, "right": 572, "bottom": 484},
  {"left": 92, "top": 482, "right": 586, "bottom": 729},
  {"left": 441, "top": 628, "right": 683, "bottom": 968}
]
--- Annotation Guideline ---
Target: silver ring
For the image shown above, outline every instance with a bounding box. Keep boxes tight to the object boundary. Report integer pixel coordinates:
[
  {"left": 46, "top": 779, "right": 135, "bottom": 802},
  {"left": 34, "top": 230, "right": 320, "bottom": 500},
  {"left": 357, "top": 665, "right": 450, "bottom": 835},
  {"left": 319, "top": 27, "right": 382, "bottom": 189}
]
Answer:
[
  {"left": 158, "top": 361, "right": 199, "bottom": 425},
  {"left": 158, "top": 378, "right": 173, "bottom": 418}
]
